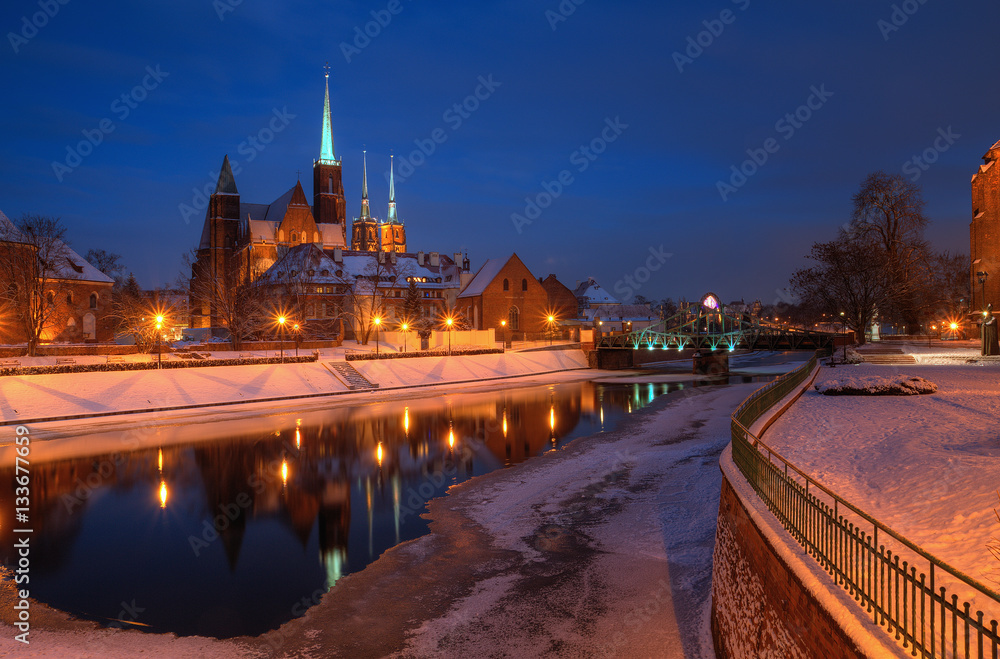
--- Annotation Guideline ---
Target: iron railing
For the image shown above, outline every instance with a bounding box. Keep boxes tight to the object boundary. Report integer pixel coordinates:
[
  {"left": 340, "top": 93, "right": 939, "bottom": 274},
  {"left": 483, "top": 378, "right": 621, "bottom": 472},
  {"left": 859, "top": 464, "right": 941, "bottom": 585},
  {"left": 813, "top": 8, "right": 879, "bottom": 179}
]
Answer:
[{"left": 731, "top": 354, "right": 1000, "bottom": 658}]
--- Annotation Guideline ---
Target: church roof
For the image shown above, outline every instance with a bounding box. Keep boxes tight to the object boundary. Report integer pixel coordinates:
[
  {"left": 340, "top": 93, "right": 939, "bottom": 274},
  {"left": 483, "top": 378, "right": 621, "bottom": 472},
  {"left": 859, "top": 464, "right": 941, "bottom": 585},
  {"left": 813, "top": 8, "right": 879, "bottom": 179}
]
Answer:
[
  {"left": 50, "top": 243, "right": 115, "bottom": 284},
  {"left": 0, "top": 208, "right": 25, "bottom": 242},
  {"left": 573, "top": 277, "right": 619, "bottom": 306},
  {"left": 288, "top": 180, "right": 309, "bottom": 207},
  {"left": 457, "top": 256, "right": 510, "bottom": 298},
  {"left": 261, "top": 244, "right": 462, "bottom": 288},
  {"left": 241, "top": 187, "right": 298, "bottom": 222}
]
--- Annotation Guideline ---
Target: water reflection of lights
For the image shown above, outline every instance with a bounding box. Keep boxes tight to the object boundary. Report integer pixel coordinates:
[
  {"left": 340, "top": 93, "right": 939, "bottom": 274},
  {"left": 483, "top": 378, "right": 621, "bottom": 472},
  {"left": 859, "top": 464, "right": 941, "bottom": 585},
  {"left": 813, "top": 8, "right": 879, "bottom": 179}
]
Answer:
[
  {"left": 648, "top": 383, "right": 655, "bottom": 404},
  {"left": 157, "top": 448, "right": 163, "bottom": 473},
  {"left": 549, "top": 406, "right": 555, "bottom": 431},
  {"left": 448, "top": 426, "right": 455, "bottom": 449},
  {"left": 502, "top": 408, "right": 508, "bottom": 437},
  {"left": 376, "top": 442, "right": 384, "bottom": 467},
  {"left": 323, "top": 547, "right": 347, "bottom": 590},
  {"left": 295, "top": 428, "right": 301, "bottom": 450},
  {"left": 403, "top": 406, "right": 410, "bottom": 435},
  {"left": 158, "top": 480, "right": 168, "bottom": 509},
  {"left": 281, "top": 459, "right": 288, "bottom": 486}
]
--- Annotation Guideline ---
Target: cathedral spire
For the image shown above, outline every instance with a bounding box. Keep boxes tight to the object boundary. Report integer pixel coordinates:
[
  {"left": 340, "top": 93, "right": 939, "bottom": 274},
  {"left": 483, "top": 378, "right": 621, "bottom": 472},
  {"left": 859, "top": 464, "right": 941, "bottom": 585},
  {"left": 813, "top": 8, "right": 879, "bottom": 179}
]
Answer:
[
  {"left": 214, "top": 155, "right": 238, "bottom": 194},
  {"left": 359, "top": 150, "right": 371, "bottom": 220},
  {"left": 387, "top": 155, "right": 399, "bottom": 224},
  {"left": 319, "top": 64, "right": 337, "bottom": 164}
]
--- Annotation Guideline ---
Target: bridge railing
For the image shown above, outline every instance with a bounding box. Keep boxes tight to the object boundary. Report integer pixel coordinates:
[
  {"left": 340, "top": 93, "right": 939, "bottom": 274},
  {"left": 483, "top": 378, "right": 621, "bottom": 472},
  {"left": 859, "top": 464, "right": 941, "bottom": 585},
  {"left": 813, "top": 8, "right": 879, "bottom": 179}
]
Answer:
[{"left": 731, "top": 354, "right": 1000, "bottom": 658}]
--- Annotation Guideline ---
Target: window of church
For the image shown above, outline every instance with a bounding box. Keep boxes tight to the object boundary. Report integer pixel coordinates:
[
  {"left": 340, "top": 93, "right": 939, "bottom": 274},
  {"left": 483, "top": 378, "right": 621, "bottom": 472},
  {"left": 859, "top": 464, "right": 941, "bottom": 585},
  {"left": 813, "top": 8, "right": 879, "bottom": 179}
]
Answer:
[
  {"left": 66, "top": 291, "right": 73, "bottom": 304},
  {"left": 521, "top": 279, "right": 527, "bottom": 291},
  {"left": 503, "top": 278, "right": 509, "bottom": 291},
  {"left": 89, "top": 293, "right": 98, "bottom": 309},
  {"left": 307, "top": 269, "right": 315, "bottom": 277},
  {"left": 508, "top": 306, "right": 520, "bottom": 330},
  {"left": 291, "top": 232, "right": 298, "bottom": 242}
]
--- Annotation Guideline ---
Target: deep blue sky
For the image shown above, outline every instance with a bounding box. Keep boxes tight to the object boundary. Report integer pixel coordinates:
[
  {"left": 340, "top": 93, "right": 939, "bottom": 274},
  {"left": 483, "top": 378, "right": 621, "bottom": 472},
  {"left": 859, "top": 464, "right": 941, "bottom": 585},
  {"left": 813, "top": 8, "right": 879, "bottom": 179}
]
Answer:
[{"left": 2, "top": 0, "right": 998, "bottom": 305}]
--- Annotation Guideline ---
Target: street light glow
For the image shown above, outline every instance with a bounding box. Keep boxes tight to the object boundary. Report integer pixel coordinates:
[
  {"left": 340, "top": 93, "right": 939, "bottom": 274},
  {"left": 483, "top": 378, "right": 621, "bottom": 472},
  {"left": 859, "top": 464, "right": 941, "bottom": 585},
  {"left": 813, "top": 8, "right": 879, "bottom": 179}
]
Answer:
[{"left": 278, "top": 316, "right": 286, "bottom": 325}]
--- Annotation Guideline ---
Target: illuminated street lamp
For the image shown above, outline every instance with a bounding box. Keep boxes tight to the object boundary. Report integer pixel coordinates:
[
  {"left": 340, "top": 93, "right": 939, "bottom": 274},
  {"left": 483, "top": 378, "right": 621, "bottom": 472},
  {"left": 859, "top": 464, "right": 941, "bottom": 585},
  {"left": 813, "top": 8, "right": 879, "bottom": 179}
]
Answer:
[
  {"left": 155, "top": 314, "right": 165, "bottom": 368},
  {"left": 445, "top": 316, "right": 454, "bottom": 355},
  {"left": 839, "top": 311, "right": 846, "bottom": 362},
  {"left": 400, "top": 322, "right": 408, "bottom": 353},
  {"left": 373, "top": 315, "right": 382, "bottom": 355},
  {"left": 977, "top": 271, "right": 989, "bottom": 311},
  {"left": 293, "top": 323, "right": 300, "bottom": 357},
  {"left": 277, "top": 315, "right": 286, "bottom": 361},
  {"left": 500, "top": 318, "right": 507, "bottom": 351}
]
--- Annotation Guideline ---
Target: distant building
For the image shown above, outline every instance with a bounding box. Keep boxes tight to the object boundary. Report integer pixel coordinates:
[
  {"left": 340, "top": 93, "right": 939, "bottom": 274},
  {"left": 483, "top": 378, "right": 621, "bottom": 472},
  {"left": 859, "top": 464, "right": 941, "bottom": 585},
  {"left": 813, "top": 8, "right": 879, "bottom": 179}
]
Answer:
[
  {"left": 573, "top": 277, "right": 620, "bottom": 314},
  {"left": 190, "top": 71, "right": 466, "bottom": 330},
  {"left": 971, "top": 140, "right": 1000, "bottom": 311},
  {"left": 540, "top": 274, "right": 578, "bottom": 322},
  {"left": 0, "top": 209, "right": 114, "bottom": 344}
]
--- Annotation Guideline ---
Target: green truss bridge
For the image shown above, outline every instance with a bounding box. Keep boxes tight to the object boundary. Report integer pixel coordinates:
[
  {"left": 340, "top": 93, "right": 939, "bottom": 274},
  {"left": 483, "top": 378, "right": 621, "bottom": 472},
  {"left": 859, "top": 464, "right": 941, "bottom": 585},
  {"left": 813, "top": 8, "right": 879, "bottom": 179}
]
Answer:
[{"left": 595, "top": 308, "right": 837, "bottom": 353}]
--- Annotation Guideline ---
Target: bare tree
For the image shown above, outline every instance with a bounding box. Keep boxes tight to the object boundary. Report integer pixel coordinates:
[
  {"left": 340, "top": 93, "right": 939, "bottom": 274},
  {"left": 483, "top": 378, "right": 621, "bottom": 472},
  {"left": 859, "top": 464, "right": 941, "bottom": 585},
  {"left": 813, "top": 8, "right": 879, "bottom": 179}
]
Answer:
[
  {"left": 338, "top": 254, "right": 411, "bottom": 344},
  {"left": 108, "top": 273, "right": 156, "bottom": 351},
  {"left": 0, "top": 214, "right": 73, "bottom": 355},
  {"left": 84, "top": 248, "right": 126, "bottom": 289},
  {"left": 791, "top": 232, "right": 895, "bottom": 344},
  {"left": 189, "top": 251, "right": 268, "bottom": 350},
  {"left": 850, "top": 171, "right": 930, "bottom": 327}
]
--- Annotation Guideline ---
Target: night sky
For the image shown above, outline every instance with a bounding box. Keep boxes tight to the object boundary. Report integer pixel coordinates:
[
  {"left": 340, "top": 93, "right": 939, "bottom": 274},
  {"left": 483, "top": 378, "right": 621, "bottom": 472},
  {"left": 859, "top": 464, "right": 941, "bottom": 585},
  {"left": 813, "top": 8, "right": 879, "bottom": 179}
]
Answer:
[{"left": 2, "top": 0, "right": 998, "bottom": 306}]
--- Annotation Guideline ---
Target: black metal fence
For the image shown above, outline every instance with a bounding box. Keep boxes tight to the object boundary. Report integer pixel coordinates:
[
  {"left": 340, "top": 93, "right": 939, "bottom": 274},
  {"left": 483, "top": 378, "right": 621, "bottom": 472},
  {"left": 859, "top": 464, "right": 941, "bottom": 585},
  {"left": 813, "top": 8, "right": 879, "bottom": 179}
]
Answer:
[{"left": 731, "top": 354, "right": 1000, "bottom": 658}]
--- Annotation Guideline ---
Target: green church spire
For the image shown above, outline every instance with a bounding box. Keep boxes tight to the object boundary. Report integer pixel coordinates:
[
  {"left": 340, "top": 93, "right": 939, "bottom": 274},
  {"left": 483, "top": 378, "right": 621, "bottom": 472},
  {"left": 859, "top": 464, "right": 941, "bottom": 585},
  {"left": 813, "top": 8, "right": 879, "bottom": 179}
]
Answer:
[
  {"left": 319, "top": 64, "right": 338, "bottom": 164},
  {"left": 359, "top": 150, "right": 371, "bottom": 220},
  {"left": 387, "top": 155, "right": 399, "bottom": 224}
]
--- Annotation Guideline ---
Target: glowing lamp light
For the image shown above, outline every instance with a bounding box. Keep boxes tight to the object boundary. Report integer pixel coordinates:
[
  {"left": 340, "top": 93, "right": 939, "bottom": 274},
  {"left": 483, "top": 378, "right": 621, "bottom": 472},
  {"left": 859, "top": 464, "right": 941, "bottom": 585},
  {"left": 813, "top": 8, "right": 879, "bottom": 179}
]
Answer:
[
  {"left": 157, "top": 448, "right": 163, "bottom": 473},
  {"left": 446, "top": 317, "right": 454, "bottom": 327},
  {"left": 373, "top": 316, "right": 381, "bottom": 326},
  {"left": 281, "top": 459, "right": 288, "bottom": 486},
  {"left": 401, "top": 323, "right": 408, "bottom": 331},
  {"left": 158, "top": 480, "right": 168, "bottom": 509},
  {"left": 448, "top": 427, "right": 455, "bottom": 448},
  {"left": 377, "top": 442, "right": 384, "bottom": 467},
  {"left": 950, "top": 322, "right": 958, "bottom": 330},
  {"left": 548, "top": 315, "right": 554, "bottom": 323},
  {"left": 278, "top": 316, "right": 286, "bottom": 325}
]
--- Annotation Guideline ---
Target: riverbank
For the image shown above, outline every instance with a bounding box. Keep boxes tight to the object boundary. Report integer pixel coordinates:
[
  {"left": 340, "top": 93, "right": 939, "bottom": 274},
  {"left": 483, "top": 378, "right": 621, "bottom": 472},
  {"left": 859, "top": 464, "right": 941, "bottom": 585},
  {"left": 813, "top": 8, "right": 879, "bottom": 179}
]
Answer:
[{"left": 0, "top": 350, "right": 589, "bottom": 427}]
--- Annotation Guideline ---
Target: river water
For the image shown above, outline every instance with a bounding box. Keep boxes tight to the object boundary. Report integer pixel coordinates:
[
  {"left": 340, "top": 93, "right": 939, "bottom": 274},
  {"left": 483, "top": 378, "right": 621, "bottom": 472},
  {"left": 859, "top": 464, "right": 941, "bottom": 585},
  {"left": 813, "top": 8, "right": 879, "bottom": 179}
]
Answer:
[{"left": 0, "top": 369, "right": 777, "bottom": 639}]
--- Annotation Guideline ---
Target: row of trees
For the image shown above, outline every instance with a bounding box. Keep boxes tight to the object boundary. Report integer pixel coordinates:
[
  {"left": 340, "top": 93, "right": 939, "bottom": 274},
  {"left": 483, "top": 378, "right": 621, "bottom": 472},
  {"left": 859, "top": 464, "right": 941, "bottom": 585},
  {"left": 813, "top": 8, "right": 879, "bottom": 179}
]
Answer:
[{"left": 791, "top": 171, "right": 969, "bottom": 343}]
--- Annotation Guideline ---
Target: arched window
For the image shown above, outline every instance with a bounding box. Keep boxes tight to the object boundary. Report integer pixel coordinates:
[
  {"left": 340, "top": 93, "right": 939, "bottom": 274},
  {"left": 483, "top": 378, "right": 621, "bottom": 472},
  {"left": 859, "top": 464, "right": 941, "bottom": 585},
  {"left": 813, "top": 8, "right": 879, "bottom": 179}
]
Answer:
[
  {"left": 503, "top": 278, "right": 509, "bottom": 291},
  {"left": 66, "top": 291, "right": 73, "bottom": 304},
  {"left": 521, "top": 279, "right": 527, "bottom": 291},
  {"left": 290, "top": 232, "right": 298, "bottom": 242},
  {"left": 89, "top": 293, "right": 98, "bottom": 309},
  {"left": 508, "top": 306, "right": 519, "bottom": 331},
  {"left": 46, "top": 290, "right": 54, "bottom": 304}
]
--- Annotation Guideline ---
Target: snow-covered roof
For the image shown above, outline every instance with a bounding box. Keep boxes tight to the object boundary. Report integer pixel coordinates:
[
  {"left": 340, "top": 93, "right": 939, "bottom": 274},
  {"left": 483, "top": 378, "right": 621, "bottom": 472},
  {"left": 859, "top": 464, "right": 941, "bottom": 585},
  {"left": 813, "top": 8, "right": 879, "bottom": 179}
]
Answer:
[
  {"left": 0, "top": 208, "right": 25, "bottom": 242},
  {"left": 573, "top": 277, "right": 619, "bottom": 306},
  {"left": 49, "top": 242, "right": 115, "bottom": 284},
  {"left": 261, "top": 244, "right": 462, "bottom": 288},
  {"left": 457, "top": 257, "right": 508, "bottom": 298}
]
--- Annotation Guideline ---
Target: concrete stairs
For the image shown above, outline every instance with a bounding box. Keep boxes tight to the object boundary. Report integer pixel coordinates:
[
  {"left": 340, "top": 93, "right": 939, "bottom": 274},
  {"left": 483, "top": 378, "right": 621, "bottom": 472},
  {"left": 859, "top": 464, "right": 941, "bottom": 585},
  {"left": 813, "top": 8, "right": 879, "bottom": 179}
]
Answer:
[{"left": 325, "top": 361, "right": 379, "bottom": 389}]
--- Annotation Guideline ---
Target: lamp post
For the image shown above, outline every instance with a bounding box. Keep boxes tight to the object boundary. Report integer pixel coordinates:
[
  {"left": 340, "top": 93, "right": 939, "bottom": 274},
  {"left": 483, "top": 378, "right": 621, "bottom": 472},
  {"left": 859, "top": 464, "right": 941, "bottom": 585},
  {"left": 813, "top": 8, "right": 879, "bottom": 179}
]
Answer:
[
  {"left": 446, "top": 317, "right": 453, "bottom": 355},
  {"left": 500, "top": 319, "right": 506, "bottom": 351},
  {"left": 401, "top": 322, "right": 408, "bottom": 353},
  {"left": 277, "top": 316, "right": 286, "bottom": 362},
  {"left": 293, "top": 323, "right": 300, "bottom": 357},
  {"left": 547, "top": 315, "right": 555, "bottom": 345},
  {"left": 839, "top": 311, "right": 846, "bottom": 362},
  {"left": 977, "top": 271, "right": 989, "bottom": 312},
  {"left": 155, "top": 314, "right": 164, "bottom": 368},
  {"left": 373, "top": 316, "right": 381, "bottom": 355}
]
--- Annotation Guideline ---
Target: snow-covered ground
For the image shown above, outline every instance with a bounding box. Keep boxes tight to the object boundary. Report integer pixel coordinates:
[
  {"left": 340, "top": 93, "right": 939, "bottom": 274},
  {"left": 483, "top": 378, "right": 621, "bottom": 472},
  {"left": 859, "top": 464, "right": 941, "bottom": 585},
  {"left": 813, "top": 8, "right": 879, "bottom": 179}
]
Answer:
[
  {"left": 0, "top": 350, "right": 588, "bottom": 425},
  {"left": 764, "top": 362, "right": 1000, "bottom": 621}
]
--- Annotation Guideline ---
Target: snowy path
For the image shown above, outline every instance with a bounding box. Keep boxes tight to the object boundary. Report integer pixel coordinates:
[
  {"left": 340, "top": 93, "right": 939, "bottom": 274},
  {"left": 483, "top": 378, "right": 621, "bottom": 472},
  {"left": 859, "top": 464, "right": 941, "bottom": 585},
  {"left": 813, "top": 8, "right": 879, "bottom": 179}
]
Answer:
[{"left": 238, "top": 384, "right": 755, "bottom": 658}]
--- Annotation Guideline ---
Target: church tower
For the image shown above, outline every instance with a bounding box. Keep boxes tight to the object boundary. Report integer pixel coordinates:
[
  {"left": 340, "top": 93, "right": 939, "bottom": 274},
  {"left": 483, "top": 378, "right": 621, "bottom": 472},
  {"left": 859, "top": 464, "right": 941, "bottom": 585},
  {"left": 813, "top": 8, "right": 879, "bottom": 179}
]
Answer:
[
  {"left": 191, "top": 155, "right": 241, "bottom": 327},
  {"left": 313, "top": 66, "right": 347, "bottom": 244},
  {"left": 351, "top": 151, "right": 380, "bottom": 251},
  {"left": 380, "top": 155, "right": 407, "bottom": 253}
]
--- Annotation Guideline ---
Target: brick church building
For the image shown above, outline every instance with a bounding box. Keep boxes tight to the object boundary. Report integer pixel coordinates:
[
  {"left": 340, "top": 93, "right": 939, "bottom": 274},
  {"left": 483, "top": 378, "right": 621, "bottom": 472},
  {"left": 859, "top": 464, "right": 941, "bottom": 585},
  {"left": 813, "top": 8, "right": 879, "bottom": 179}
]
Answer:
[
  {"left": 190, "top": 71, "right": 468, "bottom": 331},
  {"left": 971, "top": 139, "right": 1000, "bottom": 311}
]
